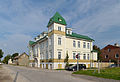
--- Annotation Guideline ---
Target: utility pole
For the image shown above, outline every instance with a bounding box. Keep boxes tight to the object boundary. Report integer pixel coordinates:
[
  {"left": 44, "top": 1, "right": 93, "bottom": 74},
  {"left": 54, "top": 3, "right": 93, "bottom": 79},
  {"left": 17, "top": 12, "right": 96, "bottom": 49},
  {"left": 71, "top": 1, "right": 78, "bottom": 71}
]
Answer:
[
  {"left": 76, "top": 54, "right": 79, "bottom": 71},
  {"left": 109, "top": 59, "right": 111, "bottom": 66},
  {"left": 118, "top": 58, "right": 119, "bottom": 67},
  {"left": 98, "top": 60, "right": 100, "bottom": 73}
]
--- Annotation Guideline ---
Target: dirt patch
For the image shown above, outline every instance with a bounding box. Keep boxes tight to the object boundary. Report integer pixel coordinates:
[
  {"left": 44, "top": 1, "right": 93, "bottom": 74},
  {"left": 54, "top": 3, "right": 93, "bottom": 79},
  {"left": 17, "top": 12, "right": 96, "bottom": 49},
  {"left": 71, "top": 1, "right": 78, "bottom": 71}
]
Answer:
[{"left": 0, "top": 65, "right": 13, "bottom": 82}]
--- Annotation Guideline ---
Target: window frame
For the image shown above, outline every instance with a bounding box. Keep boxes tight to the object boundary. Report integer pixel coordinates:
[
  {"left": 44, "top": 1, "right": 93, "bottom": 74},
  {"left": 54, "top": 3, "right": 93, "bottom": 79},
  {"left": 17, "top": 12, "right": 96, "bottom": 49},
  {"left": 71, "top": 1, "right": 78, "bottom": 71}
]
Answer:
[
  {"left": 83, "top": 42, "right": 86, "bottom": 48},
  {"left": 87, "top": 43, "right": 90, "bottom": 49},
  {"left": 73, "top": 40, "right": 76, "bottom": 47},
  {"left": 87, "top": 54, "right": 89, "bottom": 60},
  {"left": 78, "top": 41, "right": 80, "bottom": 48},
  {"left": 105, "top": 55, "right": 109, "bottom": 59},
  {"left": 115, "top": 54, "right": 119, "bottom": 58},
  {"left": 58, "top": 52, "right": 61, "bottom": 59},
  {"left": 73, "top": 52, "right": 76, "bottom": 60},
  {"left": 58, "top": 26, "right": 61, "bottom": 31},
  {"left": 58, "top": 37, "right": 61, "bottom": 45},
  {"left": 83, "top": 54, "right": 86, "bottom": 60}
]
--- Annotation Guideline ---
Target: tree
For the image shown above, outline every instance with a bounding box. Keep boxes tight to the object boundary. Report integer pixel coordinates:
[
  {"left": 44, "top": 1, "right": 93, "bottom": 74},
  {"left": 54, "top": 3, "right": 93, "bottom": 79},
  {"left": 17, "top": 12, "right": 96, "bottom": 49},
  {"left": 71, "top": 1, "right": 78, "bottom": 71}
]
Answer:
[
  {"left": 93, "top": 45, "right": 101, "bottom": 60},
  {"left": 11, "top": 53, "right": 19, "bottom": 61},
  {"left": 2, "top": 54, "right": 11, "bottom": 64},
  {"left": 0, "top": 49, "right": 4, "bottom": 62},
  {"left": 64, "top": 51, "right": 69, "bottom": 68}
]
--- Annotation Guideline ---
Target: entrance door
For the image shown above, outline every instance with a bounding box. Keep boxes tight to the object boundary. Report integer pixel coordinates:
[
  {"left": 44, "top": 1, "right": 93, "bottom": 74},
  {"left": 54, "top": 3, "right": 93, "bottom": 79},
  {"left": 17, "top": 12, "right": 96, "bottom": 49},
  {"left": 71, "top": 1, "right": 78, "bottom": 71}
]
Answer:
[
  {"left": 50, "top": 64, "right": 52, "bottom": 69},
  {"left": 46, "top": 64, "right": 48, "bottom": 69}
]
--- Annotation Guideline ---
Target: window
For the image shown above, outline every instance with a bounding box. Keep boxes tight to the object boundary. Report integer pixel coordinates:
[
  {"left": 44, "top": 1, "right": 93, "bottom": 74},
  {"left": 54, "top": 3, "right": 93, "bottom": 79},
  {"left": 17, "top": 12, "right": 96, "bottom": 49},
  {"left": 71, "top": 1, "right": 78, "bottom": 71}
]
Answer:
[
  {"left": 83, "top": 54, "right": 86, "bottom": 60},
  {"left": 46, "top": 51, "right": 48, "bottom": 59},
  {"left": 105, "top": 55, "right": 108, "bottom": 59},
  {"left": 78, "top": 53, "right": 80, "bottom": 60},
  {"left": 78, "top": 41, "right": 80, "bottom": 48},
  {"left": 58, "top": 37, "right": 61, "bottom": 45},
  {"left": 58, "top": 52, "right": 61, "bottom": 59},
  {"left": 115, "top": 54, "right": 119, "bottom": 58},
  {"left": 83, "top": 42, "right": 86, "bottom": 48},
  {"left": 49, "top": 27, "right": 52, "bottom": 32},
  {"left": 49, "top": 37, "right": 51, "bottom": 45},
  {"left": 46, "top": 41, "right": 48, "bottom": 47},
  {"left": 73, "top": 40, "right": 76, "bottom": 47},
  {"left": 108, "top": 48, "right": 111, "bottom": 52},
  {"left": 87, "top": 54, "right": 89, "bottom": 60},
  {"left": 58, "top": 18, "right": 62, "bottom": 21},
  {"left": 68, "top": 31, "right": 70, "bottom": 34},
  {"left": 73, "top": 53, "right": 76, "bottom": 59},
  {"left": 87, "top": 43, "right": 90, "bottom": 49},
  {"left": 49, "top": 51, "right": 52, "bottom": 59},
  {"left": 58, "top": 26, "right": 61, "bottom": 31}
]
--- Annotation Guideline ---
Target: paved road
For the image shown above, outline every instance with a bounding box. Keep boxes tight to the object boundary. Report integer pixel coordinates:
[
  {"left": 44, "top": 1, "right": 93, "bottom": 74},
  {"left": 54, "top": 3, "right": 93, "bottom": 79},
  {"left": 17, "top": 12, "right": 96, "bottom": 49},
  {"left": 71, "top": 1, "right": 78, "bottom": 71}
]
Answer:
[{"left": 4, "top": 65, "right": 95, "bottom": 82}]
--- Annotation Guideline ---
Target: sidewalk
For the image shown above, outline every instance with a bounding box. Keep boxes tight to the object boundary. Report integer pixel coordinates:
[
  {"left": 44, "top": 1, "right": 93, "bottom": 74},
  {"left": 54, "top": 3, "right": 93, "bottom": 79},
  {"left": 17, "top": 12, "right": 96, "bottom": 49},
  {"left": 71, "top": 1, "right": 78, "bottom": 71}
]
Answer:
[
  {"left": 3, "top": 65, "right": 30, "bottom": 82},
  {"left": 0, "top": 65, "right": 13, "bottom": 82}
]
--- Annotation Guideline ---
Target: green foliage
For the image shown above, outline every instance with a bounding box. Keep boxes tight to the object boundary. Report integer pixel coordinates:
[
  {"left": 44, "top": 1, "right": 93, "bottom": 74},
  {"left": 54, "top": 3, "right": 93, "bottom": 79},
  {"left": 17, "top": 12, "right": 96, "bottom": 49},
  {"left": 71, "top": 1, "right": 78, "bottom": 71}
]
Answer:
[
  {"left": 73, "top": 67, "right": 120, "bottom": 80},
  {"left": 93, "top": 45, "right": 101, "bottom": 60},
  {"left": 0, "top": 49, "right": 4, "bottom": 62},
  {"left": 64, "top": 51, "right": 69, "bottom": 68},
  {"left": 11, "top": 53, "right": 19, "bottom": 61},
  {"left": 2, "top": 54, "right": 11, "bottom": 64},
  {"left": 111, "top": 59, "right": 117, "bottom": 64}
]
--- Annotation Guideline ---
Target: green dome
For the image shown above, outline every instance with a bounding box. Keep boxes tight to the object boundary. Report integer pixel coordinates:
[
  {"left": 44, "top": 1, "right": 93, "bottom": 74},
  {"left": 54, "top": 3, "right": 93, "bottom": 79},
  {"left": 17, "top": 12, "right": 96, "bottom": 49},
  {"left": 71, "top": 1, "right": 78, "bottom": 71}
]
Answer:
[{"left": 47, "top": 12, "right": 67, "bottom": 27}]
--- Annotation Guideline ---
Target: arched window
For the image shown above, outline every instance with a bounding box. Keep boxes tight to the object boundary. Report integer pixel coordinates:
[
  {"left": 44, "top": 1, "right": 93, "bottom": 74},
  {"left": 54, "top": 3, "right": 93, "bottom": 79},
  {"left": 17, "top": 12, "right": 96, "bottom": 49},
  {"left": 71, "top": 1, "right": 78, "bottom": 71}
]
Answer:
[
  {"left": 115, "top": 54, "right": 119, "bottom": 58},
  {"left": 105, "top": 55, "right": 108, "bottom": 59},
  {"left": 83, "top": 54, "right": 86, "bottom": 60}
]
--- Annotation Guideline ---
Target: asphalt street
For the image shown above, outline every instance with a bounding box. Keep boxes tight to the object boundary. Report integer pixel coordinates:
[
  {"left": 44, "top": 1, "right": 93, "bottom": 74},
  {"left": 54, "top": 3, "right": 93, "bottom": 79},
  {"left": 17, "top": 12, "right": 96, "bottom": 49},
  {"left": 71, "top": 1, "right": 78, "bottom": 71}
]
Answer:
[{"left": 4, "top": 65, "right": 95, "bottom": 82}]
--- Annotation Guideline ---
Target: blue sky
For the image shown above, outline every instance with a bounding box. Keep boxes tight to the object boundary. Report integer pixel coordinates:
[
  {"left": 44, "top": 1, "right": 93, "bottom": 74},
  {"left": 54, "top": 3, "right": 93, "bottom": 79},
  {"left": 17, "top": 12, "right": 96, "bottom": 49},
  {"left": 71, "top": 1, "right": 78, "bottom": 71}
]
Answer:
[{"left": 0, "top": 0, "right": 120, "bottom": 57}]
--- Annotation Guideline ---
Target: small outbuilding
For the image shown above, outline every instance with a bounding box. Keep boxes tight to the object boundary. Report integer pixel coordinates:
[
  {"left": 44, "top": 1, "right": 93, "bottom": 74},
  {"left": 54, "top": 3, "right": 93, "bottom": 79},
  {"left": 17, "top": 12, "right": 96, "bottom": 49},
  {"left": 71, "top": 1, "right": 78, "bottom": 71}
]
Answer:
[{"left": 13, "top": 52, "right": 29, "bottom": 66}]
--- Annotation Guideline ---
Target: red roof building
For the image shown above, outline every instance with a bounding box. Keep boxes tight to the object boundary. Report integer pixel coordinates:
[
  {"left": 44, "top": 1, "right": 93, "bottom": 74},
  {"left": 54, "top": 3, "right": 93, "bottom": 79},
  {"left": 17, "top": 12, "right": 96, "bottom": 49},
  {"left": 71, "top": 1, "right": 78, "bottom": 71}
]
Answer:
[{"left": 100, "top": 44, "right": 120, "bottom": 64}]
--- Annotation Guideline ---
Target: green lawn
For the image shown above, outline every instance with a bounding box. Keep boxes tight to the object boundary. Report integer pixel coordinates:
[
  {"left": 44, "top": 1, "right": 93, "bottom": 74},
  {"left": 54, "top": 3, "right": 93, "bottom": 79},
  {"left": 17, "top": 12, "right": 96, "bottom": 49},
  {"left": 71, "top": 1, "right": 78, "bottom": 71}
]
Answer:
[{"left": 73, "top": 67, "right": 120, "bottom": 80}]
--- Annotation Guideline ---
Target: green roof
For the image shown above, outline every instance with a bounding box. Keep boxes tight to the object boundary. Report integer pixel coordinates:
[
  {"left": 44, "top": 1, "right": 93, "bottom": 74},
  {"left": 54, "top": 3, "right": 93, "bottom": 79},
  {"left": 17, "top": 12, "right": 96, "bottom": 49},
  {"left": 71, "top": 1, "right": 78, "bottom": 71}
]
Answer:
[
  {"left": 29, "top": 41, "right": 36, "bottom": 45},
  {"left": 47, "top": 12, "right": 67, "bottom": 27},
  {"left": 66, "top": 32, "right": 94, "bottom": 41}
]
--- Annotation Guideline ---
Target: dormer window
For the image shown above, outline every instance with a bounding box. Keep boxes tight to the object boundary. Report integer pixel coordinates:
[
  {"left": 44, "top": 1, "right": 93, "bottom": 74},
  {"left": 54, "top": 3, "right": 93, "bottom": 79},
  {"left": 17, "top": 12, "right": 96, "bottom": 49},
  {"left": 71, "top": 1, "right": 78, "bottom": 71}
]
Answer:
[
  {"left": 68, "top": 30, "right": 70, "bottom": 34},
  {"left": 58, "top": 18, "right": 62, "bottom": 21},
  {"left": 58, "top": 26, "right": 61, "bottom": 31}
]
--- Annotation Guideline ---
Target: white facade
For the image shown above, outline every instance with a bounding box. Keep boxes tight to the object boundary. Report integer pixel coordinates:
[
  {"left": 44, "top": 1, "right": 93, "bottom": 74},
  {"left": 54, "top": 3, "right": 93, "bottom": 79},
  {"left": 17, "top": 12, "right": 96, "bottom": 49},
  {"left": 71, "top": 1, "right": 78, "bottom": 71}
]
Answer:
[{"left": 29, "top": 13, "right": 97, "bottom": 69}]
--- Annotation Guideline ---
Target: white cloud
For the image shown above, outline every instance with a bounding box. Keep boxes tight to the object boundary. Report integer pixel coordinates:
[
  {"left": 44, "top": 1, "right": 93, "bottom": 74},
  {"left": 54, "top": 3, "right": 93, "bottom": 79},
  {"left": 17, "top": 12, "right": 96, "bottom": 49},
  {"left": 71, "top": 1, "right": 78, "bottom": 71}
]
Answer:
[
  {"left": 0, "top": 33, "right": 32, "bottom": 56},
  {"left": 0, "top": 0, "right": 120, "bottom": 57}
]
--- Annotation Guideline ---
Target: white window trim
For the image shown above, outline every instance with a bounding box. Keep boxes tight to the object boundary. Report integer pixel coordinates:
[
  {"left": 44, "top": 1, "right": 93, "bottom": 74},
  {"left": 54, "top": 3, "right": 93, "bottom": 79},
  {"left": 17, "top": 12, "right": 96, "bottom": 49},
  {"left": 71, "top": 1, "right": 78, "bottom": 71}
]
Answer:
[
  {"left": 83, "top": 42, "right": 86, "bottom": 48},
  {"left": 73, "top": 40, "right": 76, "bottom": 47},
  {"left": 115, "top": 54, "right": 119, "bottom": 58},
  {"left": 105, "top": 55, "right": 108, "bottom": 59},
  {"left": 58, "top": 37, "right": 61, "bottom": 45},
  {"left": 78, "top": 41, "right": 80, "bottom": 48},
  {"left": 73, "top": 52, "right": 76, "bottom": 60}
]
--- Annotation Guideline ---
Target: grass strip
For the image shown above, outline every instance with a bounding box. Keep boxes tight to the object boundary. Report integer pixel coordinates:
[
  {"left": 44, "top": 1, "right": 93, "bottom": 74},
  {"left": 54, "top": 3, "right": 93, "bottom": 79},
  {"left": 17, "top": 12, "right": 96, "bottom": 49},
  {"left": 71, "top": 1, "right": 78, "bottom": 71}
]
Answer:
[{"left": 73, "top": 67, "right": 120, "bottom": 80}]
